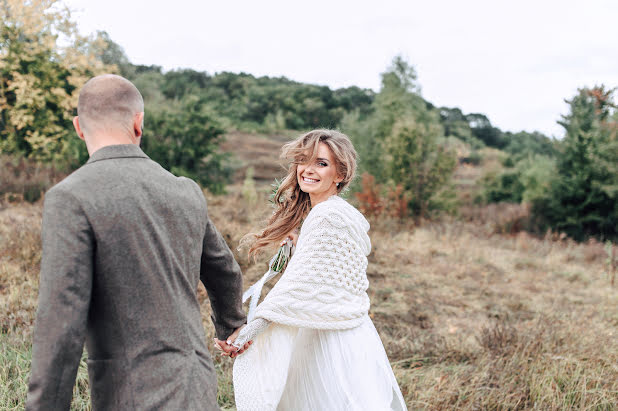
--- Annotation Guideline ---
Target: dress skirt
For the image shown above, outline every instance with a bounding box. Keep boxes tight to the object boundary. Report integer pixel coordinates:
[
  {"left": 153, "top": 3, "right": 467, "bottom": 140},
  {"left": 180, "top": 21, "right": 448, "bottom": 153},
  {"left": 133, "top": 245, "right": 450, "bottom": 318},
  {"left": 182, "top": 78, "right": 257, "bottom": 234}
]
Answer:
[{"left": 233, "top": 315, "right": 407, "bottom": 411}]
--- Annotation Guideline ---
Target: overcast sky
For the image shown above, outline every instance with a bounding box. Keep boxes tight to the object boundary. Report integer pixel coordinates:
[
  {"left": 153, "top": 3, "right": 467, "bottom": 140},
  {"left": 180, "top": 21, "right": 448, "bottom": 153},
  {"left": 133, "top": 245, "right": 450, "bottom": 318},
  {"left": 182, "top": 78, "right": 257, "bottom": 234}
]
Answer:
[{"left": 64, "top": 0, "right": 618, "bottom": 138}]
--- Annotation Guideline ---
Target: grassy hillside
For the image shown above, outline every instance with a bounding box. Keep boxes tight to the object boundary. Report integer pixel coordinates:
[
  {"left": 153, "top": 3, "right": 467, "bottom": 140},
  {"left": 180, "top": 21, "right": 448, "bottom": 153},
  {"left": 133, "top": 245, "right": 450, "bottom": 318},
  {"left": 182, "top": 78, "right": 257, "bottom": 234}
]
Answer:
[
  {"left": 1, "top": 163, "right": 616, "bottom": 409},
  {"left": 221, "top": 131, "right": 293, "bottom": 183}
]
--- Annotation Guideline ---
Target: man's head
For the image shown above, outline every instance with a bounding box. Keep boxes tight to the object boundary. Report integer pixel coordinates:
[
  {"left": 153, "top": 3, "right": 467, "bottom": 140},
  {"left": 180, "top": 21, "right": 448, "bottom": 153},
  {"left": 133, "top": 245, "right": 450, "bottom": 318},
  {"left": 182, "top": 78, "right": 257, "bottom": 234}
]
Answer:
[{"left": 73, "top": 74, "right": 144, "bottom": 153}]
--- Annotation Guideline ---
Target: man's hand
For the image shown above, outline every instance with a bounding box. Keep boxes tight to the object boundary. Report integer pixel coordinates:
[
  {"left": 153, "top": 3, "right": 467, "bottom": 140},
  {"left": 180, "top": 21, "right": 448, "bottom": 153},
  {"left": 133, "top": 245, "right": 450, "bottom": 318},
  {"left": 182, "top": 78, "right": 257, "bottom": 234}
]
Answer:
[{"left": 213, "top": 326, "right": 252, "bottom": 358}]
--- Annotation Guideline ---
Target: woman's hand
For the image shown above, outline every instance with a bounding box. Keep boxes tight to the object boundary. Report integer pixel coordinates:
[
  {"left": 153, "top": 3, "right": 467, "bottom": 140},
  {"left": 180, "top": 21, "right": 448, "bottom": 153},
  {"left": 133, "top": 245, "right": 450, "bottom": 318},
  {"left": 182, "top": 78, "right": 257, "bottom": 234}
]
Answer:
[
  {"left": 213, "top": 325, "right": 252, "bottom": 358},
  {"left": 280, "top": 227, "right": 299, "bottom": 247}
]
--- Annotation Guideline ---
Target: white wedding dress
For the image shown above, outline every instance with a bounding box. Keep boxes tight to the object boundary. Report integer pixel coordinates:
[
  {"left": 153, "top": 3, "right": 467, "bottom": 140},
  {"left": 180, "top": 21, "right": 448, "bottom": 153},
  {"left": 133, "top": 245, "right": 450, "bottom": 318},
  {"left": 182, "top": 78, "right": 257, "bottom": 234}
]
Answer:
[{"left": 232, "top": 196, "right": 407, "bottom": 411}]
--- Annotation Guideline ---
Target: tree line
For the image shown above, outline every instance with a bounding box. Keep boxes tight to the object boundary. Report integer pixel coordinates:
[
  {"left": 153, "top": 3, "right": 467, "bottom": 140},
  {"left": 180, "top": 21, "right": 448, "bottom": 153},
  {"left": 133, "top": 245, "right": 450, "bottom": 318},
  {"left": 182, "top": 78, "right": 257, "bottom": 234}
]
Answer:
[{"left": 1, "top": 1, "right": 616, "bottom": 241}]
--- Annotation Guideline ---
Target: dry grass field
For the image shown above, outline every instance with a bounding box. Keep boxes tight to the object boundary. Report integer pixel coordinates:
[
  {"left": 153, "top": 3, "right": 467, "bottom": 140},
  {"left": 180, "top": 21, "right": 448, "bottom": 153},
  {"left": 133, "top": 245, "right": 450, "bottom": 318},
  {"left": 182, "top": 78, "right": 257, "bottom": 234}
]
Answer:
[
  {"left": 1, "top": 133, "right": 616, "bottom": 409},
  {"left": 1, "top": 186, "right": 616, "bottom": 410}
]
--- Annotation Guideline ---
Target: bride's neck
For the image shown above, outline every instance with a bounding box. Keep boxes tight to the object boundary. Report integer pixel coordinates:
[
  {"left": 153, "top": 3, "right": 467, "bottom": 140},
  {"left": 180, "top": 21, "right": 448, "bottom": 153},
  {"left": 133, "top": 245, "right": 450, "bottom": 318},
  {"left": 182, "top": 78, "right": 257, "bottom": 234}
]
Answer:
[{"left": 309, "top": 190, "right": 337, "bottom": 208}]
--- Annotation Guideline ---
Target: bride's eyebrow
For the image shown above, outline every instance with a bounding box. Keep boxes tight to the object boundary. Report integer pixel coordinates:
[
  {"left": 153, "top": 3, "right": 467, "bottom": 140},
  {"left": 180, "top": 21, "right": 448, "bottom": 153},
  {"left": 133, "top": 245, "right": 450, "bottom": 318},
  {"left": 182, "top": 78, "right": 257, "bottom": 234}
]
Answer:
[{"left": 316, "top": 157, "right": 329, "bottom": 162}]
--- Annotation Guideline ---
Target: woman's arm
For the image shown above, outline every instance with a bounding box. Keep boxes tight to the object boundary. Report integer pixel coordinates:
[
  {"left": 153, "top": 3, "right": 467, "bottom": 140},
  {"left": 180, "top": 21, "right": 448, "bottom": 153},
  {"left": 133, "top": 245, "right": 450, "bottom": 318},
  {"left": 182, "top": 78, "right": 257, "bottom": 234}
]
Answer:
[{"left": 232, "top": 318, "right": 271, "bottom": 350}]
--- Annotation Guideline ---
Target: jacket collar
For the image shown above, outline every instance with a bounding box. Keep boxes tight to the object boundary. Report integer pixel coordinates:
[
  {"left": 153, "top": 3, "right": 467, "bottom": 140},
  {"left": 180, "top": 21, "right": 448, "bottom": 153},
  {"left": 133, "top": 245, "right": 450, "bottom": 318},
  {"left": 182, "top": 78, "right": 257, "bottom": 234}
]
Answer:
[{"left": 86, "top": 144, "right": 150, "bottom": 165}]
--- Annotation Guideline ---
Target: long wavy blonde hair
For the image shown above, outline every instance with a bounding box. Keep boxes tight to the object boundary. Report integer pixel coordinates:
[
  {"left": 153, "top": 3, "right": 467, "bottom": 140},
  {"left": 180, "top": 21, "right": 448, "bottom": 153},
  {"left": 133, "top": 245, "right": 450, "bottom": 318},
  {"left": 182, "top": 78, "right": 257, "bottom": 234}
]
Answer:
[{"left": 247, "top": 129, "right": 357, "bottom": 258}]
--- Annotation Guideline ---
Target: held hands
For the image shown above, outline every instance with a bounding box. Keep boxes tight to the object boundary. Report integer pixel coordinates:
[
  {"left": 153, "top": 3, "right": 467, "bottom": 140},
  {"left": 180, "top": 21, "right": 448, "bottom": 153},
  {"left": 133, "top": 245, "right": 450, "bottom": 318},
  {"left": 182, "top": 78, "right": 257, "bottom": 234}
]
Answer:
[
  {"left": 213, "top": 231, "right": 297, "bottom": 360},
  {"left": 213, "top": 326, "right": 252, "bottom": 358}
]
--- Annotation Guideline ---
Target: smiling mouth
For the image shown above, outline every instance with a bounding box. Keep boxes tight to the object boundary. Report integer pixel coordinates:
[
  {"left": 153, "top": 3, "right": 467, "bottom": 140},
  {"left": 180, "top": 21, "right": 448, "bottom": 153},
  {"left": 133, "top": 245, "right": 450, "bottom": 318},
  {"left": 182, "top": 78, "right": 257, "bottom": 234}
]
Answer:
[{"left": 302, "top": 177, "right": 320, "bottom": 183}]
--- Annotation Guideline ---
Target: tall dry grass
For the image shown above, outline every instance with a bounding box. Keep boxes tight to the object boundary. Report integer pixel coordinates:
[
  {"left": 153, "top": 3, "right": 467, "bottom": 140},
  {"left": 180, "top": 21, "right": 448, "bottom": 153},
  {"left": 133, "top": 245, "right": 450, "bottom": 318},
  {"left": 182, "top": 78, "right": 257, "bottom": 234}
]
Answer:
[
  {"left": 366, "top": 219, "right": 617, "bottom": 409},
  {"left": 0, "top": 155, "right": 66, "bottom": 204},
  {"left": 1, "top": 185, "right": 616, "bottom": 410}
]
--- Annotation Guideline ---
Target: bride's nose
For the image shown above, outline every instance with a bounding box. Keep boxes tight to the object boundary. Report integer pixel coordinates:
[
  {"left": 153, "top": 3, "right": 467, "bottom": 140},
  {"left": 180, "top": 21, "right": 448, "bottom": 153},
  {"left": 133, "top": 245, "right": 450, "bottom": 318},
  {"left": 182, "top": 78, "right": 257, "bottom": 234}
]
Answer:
[{"left": 305, "top": 163, "right": 316, "bottom": 174}]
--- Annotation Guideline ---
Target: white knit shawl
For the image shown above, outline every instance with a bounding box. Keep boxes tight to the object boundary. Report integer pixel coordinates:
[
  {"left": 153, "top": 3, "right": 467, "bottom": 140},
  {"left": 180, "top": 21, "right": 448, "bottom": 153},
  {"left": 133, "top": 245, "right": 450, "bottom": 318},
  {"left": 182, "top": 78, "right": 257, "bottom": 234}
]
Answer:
[{"left": 253, "top": 196, "right": 372, "bottom": 330}]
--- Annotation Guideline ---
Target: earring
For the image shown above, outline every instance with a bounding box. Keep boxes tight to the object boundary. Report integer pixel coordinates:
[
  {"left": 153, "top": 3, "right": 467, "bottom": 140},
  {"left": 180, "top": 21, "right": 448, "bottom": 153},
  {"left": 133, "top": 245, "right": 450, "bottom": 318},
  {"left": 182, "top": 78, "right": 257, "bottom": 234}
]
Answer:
[{"left": 336, "top": 182, "right": 340, "bottom": 188}]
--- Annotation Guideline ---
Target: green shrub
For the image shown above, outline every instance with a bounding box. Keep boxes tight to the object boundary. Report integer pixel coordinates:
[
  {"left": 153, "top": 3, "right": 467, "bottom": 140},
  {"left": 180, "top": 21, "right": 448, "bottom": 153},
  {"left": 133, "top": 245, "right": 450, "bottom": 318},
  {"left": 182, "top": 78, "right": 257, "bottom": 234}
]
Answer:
[
  {"left": 480, "top": 154, "right": 556, "bottom": 206},
  {"left": 142, "top": 98, "right": 232, "bottom": 194},
  {"left": 480, "top": 169, "right": 524, "bottom": 204}
]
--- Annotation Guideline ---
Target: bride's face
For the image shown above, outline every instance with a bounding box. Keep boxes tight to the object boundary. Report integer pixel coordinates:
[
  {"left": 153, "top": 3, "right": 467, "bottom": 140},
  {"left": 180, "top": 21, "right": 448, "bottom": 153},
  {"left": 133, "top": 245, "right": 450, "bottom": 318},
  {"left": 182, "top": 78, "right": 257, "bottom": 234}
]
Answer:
[{"left": 296, "top": 142, "right": 342, "bottom": 202}]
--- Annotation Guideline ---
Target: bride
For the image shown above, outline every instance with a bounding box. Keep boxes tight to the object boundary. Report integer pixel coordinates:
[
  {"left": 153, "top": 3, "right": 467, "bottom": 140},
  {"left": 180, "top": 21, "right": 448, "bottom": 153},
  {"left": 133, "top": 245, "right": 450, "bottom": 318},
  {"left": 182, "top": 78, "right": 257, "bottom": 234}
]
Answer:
[{"left": 228, "top": 129, "right": 407, "bottom": 410}]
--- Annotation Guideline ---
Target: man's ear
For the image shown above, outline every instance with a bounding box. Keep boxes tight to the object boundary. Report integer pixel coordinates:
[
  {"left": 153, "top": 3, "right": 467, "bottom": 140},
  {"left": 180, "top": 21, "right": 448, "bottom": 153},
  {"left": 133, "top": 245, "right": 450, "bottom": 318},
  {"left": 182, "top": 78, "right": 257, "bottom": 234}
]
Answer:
[
  {"left": 73, "top": 116, "right": 85, "bottom": 141},
  {"left": 133, "top": 112, "right": 145, "bottom": 138}
]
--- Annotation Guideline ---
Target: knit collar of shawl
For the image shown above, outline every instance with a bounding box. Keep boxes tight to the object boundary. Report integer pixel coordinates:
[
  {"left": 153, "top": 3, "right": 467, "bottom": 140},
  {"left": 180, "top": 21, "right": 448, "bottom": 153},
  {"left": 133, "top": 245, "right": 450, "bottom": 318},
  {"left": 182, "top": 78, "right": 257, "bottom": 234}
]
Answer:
[
  {"left": 307, "top": 195, "right": 371, "bottom": 255},
  {"left": 252, "top": 195, "right": 372, "bottom": 330}
]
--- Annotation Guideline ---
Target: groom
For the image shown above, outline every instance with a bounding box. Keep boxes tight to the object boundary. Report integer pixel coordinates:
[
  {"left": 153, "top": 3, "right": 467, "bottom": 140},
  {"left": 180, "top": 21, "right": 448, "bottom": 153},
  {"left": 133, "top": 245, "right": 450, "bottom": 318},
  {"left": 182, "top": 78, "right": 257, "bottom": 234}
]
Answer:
[{"left": 27, "top": 74, "right": 248, "bottom": 410}]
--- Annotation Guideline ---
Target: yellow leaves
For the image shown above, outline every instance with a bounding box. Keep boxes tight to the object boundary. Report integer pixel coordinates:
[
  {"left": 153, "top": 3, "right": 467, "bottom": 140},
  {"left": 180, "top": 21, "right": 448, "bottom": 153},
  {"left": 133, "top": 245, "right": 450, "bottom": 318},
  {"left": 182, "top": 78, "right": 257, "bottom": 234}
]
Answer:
[
  {"left": 1, "top": 0, "right": 115, "bottom": 160},
  {"left": 23, "top": 130, "right": 45, "bottom": 151},
  {"left": 49, "top": 87, "right": 67, "bottom": 99},
  {"left": 10, "top": 110, "right": 35, "bottom": 131},
  {"left": 2, "top": 0, "right": 54, "bottom": 38},
  {"left": 24, "top": 126, "right": 64, "bottom": 159},
  {"left": 8, "top": 72, "right": 46, "bottom": 111}
]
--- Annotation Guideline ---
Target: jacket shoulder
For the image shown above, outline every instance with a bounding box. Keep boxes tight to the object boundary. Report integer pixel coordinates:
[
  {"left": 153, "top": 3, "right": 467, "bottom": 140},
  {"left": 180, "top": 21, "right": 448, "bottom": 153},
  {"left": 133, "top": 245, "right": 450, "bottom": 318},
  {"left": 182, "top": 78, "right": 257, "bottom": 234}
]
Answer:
[{"left": 46, "top": 167, "right": 90, "bottom": 198}]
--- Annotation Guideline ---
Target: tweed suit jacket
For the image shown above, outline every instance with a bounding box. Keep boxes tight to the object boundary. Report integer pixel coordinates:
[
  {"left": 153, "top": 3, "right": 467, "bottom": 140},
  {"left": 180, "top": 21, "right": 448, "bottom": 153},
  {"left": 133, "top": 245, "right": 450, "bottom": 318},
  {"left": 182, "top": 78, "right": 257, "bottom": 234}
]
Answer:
[{"left": 26, "top": 144, "right": 246, "bottom": 410}]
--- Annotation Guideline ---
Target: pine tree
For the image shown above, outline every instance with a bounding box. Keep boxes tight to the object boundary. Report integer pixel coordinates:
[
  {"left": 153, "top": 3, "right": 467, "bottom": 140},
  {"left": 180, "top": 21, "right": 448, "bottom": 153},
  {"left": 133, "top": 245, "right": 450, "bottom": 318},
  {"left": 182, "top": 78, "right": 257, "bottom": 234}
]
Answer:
[{"left": 533, "top": 86, "right": 618, "bottom": 241}]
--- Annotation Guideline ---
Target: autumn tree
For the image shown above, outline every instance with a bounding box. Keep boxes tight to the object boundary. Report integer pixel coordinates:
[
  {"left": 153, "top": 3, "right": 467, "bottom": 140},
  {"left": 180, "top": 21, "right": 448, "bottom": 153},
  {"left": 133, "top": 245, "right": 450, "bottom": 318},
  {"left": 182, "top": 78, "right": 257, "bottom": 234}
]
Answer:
[{"left": 0, "top": 0, "right": 113, "bottom": 165}]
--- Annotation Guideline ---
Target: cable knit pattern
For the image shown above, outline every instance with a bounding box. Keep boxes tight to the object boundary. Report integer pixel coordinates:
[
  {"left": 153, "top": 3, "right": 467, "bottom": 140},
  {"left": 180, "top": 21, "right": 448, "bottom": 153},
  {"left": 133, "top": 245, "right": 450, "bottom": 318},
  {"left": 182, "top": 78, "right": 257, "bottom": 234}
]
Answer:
[{"left": 252, "top": 195, "right": 372, "bottom": 330}]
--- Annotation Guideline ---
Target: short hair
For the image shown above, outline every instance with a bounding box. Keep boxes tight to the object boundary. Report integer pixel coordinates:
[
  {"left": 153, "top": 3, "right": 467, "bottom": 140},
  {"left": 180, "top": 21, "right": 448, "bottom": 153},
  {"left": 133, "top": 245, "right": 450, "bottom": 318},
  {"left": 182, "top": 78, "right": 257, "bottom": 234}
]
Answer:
[{"left": 77, "top": 74, "right": 144, "bottom": 135}]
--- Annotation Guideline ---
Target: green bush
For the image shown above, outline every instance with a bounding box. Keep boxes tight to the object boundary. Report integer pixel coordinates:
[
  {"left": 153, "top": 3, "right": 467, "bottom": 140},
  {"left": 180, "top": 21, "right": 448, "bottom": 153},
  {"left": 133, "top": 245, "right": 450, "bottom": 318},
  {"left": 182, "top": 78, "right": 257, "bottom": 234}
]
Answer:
[
  {"left": 518, "top": 155, "right": 556, "bottom": 203},
  {"left": 461, "top": 150, "right": 483, "bottom": 166},
  {"left": 481, "top": 169, "right": 525, "bottom": 204},
  {"left": 480, "top": 154, "right": 556, "bottom": 205},
  {"left": 142, "top": 98, "right": 232, "bottom": 194}
]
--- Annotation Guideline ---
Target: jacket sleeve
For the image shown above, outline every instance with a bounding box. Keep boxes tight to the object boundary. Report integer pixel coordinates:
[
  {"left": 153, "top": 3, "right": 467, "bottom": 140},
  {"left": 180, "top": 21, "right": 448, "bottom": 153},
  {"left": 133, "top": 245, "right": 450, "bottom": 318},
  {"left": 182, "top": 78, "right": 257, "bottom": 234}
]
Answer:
[
  {"left": 199, "top": 201, "right": 247, "bottom": 340},
  {"left": 26, "top": 187, "right": 94, "bottom": 410}
]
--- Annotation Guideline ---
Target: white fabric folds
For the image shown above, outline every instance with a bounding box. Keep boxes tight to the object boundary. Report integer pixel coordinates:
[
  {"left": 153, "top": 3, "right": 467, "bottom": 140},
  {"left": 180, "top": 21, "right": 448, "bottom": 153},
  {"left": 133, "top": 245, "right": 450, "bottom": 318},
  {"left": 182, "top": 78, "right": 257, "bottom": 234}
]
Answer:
[{"left": 233, "top": 316, "right": 407, "bottom": 411}]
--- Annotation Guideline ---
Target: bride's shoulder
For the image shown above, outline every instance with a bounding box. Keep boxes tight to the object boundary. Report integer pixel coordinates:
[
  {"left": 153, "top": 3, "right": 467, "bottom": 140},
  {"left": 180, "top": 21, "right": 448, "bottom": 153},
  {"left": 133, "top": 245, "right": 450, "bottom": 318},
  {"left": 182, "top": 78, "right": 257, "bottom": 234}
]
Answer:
[
  {"left": 309, "top": 195, "right": 346, "bottom": 217},
  {"left": 307, "top": 196, "right": 368, "bottom": 230},
  {"left": 303, "top": 196, "right": 371, "bottom": 254}
]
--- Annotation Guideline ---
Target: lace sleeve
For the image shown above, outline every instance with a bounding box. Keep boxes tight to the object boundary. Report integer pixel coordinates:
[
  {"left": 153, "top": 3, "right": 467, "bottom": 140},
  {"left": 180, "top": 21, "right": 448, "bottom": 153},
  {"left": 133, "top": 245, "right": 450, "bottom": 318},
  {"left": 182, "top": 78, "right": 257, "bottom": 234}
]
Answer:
[{"left": 232, "top": 318, "right": 270, "bottom": 349}]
